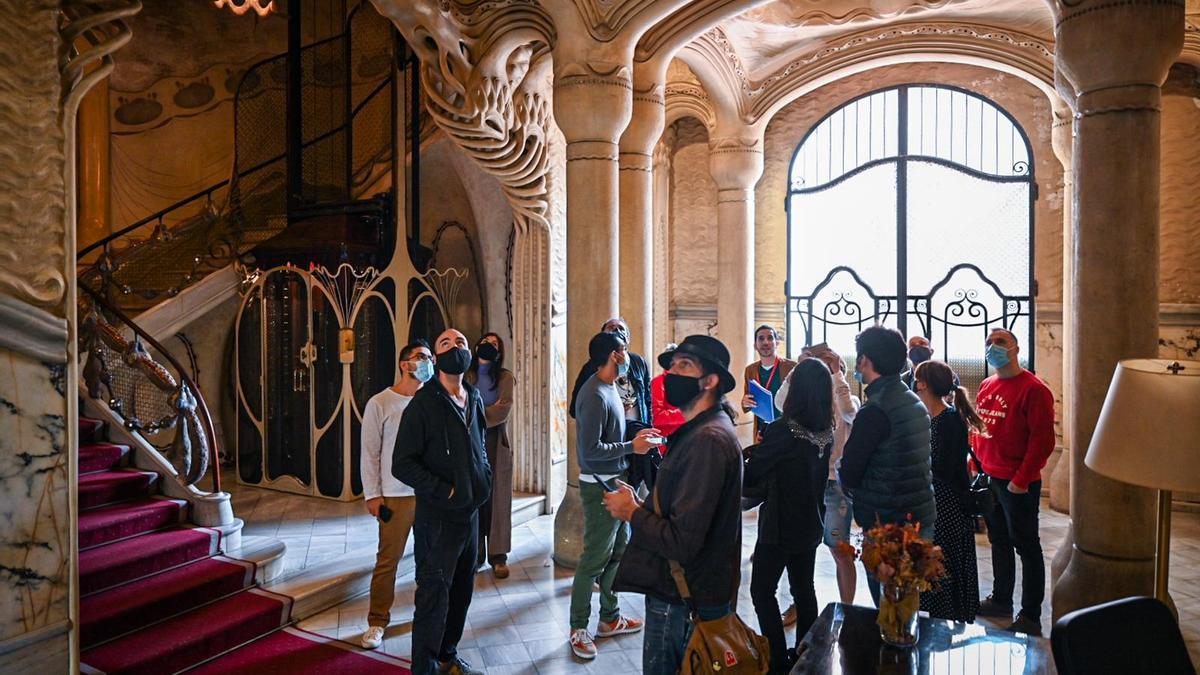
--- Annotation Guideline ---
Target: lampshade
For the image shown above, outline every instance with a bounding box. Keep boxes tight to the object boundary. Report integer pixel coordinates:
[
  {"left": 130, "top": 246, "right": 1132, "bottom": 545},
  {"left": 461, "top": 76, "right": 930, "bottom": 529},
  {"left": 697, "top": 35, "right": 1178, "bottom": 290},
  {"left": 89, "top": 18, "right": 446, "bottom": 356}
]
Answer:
[{"left": 1084, "top": 359, "right": 1200, "bottom": 493}]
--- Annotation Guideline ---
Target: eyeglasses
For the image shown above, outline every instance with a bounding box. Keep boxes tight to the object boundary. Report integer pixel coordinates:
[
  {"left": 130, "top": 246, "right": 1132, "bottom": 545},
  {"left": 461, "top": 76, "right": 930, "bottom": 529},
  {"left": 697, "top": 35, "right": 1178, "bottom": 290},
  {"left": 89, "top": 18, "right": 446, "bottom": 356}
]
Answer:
[{"left": 406, "top": 353, "right": 433, "bottom": 362}]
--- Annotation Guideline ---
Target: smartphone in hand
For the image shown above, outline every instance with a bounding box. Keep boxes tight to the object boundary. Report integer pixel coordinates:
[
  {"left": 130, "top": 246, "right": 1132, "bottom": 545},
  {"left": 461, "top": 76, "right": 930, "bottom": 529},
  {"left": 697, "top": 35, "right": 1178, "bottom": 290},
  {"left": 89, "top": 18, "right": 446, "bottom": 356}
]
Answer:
[
  {"left": 379, "top": 504, "right": 393, "bottom": 523},
  {"left": 591, "top": 474, "right": 619, "bottom": 493}
]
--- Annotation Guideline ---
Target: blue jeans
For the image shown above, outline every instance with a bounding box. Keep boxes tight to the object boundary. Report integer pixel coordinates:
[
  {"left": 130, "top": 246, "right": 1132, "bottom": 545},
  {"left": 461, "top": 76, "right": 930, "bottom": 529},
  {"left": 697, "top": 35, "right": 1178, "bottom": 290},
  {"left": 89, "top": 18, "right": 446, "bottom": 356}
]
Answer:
[
  {"left": 643, "top": 595, "right": 731, "bottom": 675},
  {"left": 983, "top": 478, "right": 1044, "bottom": 620}
]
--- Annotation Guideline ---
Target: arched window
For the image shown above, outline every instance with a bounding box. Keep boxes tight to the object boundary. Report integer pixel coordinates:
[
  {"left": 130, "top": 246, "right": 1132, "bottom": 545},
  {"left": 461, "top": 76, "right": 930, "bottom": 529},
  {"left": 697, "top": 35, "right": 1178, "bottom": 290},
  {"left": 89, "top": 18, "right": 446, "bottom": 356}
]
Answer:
[{"left": 786, "top": 85, "right": 1036, "bottom": 391}]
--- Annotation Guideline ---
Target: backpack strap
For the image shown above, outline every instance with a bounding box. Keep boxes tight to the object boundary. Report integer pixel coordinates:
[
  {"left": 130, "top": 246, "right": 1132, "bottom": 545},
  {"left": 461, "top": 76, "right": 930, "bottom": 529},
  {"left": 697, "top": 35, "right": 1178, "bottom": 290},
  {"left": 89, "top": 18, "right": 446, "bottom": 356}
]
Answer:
[{"left": 652, "top": 488, "right": 696, "bottom": 610}]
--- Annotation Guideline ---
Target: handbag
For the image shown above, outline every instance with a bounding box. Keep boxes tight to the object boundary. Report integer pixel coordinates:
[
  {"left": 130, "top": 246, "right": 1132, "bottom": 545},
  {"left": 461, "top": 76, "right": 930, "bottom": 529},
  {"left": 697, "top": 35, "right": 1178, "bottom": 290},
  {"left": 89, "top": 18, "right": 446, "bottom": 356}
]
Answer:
[
  {"left": 963, "top": 446, "right": 997, "bottom": 518},
  {"left": 653, "top": 491, "right": 770, "bottom": 674}
]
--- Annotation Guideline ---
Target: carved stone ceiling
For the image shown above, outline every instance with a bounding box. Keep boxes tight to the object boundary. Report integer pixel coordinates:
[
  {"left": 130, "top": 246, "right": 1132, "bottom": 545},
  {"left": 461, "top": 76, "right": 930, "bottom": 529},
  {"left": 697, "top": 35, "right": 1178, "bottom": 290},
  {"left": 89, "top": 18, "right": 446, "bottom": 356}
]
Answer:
[{"left": 716, "top": 0, "right": 1054, "bottom": 80}]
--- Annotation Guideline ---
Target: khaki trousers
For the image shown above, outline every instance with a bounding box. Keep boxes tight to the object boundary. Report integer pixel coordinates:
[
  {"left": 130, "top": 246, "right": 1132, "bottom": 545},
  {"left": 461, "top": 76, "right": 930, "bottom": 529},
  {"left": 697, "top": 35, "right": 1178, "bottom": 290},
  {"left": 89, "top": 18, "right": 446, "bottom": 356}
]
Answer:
[{"left": 368, "top": 495, "right": 417, "bottom": 627}]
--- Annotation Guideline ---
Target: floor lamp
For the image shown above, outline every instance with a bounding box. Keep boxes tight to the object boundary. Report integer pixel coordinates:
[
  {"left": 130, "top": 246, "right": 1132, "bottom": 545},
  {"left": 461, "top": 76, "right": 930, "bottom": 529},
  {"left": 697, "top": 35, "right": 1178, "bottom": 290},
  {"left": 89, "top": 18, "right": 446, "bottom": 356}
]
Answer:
[{"left": 1083, "top": 359, "right": 1200, "bottom": 602}]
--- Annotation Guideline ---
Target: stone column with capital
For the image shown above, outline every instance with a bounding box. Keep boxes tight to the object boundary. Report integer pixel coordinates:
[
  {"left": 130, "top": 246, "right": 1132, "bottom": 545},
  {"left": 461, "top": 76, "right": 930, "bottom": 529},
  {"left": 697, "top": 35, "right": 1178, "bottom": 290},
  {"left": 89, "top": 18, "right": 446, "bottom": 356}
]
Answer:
[
  {"left": 709, "top": 130, "right": 764, "bottom": 442},
  {"left": 1050, "top": 0, "right": 1184, "bottom": 619},
  {"left": 551, "top": 60, "right": 633, "bottom": 568},
  {"left": 1048, "top": 99, "right": 1073, "bottom": 518},
  {"left": 618, "top": 76, "right": 665, "bottom": 360}
]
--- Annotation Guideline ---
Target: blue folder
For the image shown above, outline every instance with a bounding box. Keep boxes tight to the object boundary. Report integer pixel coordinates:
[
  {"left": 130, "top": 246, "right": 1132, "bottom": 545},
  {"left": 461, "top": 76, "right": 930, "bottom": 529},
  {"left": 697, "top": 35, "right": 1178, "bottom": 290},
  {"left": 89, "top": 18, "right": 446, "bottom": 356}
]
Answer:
[{"left": 748, "top": 379, "right": 776, "bottom": 423}]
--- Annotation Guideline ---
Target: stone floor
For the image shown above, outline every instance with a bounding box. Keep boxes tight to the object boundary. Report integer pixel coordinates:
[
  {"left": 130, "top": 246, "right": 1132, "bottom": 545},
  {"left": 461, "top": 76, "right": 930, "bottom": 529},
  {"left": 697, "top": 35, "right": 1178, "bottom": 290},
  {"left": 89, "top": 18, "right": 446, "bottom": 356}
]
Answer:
[
  {"left": 282, "top": 500, "right": 1200, "bottom": 673},
  {"left": 228, "top": 471, "right": 387, "bottom": 581}
]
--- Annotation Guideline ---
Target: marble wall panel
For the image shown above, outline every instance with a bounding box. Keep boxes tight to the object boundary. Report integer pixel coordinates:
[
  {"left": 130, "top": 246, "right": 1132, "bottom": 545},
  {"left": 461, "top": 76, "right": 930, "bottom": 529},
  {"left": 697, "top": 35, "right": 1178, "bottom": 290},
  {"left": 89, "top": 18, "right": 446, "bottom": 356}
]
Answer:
[{"left": 0, "top": 348, "right": 69, "bottom": 643}]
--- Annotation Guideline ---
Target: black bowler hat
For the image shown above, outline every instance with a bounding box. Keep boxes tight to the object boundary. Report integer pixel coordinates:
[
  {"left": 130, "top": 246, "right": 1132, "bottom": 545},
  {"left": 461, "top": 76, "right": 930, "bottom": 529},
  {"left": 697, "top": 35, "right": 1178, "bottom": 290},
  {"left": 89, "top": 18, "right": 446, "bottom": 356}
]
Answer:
[{"left": 658, "top": 335, "right": 737, "bottom": 394}]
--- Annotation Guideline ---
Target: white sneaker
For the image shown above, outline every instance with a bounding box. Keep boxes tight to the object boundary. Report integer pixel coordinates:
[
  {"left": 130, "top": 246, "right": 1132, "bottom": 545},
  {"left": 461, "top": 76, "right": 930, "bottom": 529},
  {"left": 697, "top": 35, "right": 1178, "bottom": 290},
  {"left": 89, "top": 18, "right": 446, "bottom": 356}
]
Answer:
[
  {"left": 361, "top": 626, "right": 385, "bottom": 649},
  {"left": 569, "top": 628, "right": 597, "bottom": 660}
]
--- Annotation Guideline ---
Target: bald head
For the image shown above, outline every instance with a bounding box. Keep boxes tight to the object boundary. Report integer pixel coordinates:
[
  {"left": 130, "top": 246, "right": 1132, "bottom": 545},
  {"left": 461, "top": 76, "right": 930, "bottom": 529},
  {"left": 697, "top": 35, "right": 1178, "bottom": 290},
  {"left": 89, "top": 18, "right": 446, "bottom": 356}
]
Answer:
[{"left": 435, "top": 329, "right": 468, "bottom": 354}]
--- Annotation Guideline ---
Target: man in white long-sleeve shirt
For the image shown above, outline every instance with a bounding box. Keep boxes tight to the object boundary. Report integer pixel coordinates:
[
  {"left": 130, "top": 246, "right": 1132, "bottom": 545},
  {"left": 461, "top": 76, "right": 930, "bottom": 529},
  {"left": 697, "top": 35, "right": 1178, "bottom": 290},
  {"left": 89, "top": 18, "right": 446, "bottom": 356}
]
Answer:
[{"left": 360, "top": 340, "right": 433, "bottom": 649}]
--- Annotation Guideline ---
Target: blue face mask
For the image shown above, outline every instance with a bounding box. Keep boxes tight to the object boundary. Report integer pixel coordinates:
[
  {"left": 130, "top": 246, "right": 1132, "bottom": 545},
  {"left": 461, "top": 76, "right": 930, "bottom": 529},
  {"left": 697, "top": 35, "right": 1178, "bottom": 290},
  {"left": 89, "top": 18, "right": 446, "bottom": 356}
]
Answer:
[
  {"left": 413, "top": 359, "right": 435, "bottom": 383},
  {"left": 616, "top": 358, "right": 630, "bottom": 377},
  {"left": 853, "top": 369, "right": 864, "bottom": 385},
  {"left": 985, "top": 344, "right": 1011, "bottom": 369}
]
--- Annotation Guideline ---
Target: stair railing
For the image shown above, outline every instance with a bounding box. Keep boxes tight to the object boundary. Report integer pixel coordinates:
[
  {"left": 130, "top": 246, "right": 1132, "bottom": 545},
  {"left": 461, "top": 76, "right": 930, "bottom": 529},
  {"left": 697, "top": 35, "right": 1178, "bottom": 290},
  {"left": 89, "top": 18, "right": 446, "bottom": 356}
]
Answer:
[{"left": 79, "top": 284, "right": 221, "bottom": 492}]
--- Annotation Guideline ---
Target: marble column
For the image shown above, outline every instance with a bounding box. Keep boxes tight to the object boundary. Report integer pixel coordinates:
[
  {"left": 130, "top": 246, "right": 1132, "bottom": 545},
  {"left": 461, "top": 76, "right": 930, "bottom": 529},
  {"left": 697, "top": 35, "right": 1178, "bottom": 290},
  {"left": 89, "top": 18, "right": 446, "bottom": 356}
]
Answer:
[
  {"left": 551, "top": 61, "right": 633, "bottom": 568},
  {"left": 709, "top": 130, "right": 764, "bottom": 441},
  {"left": 1048, "top": 100, "right": 1073, "bottom": 517},
  {"left": 1050, "top": 0, "right": 1184, "bottom": 619},
  {"left": 617, "top": 78, "right": 665, "bottom": 360}
]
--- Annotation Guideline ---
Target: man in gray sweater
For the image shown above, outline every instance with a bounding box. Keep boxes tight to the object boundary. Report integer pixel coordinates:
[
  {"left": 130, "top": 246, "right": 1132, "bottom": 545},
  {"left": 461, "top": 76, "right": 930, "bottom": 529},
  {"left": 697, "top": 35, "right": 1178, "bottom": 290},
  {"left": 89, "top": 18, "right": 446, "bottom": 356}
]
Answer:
[{"left": 569, "top": 331, "right": 661, "bottom": 660}]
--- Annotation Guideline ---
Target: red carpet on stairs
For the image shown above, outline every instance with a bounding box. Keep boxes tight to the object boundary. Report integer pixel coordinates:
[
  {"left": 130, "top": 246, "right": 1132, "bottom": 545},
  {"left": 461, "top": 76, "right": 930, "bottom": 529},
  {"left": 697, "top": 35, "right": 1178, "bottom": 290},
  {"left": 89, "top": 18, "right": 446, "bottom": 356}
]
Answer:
[
  {"left": 77, "top": 416, "right": 409, "bottom": 674},
  {"left": 188, "top": 627, "right": 412, "bottom": 674}
]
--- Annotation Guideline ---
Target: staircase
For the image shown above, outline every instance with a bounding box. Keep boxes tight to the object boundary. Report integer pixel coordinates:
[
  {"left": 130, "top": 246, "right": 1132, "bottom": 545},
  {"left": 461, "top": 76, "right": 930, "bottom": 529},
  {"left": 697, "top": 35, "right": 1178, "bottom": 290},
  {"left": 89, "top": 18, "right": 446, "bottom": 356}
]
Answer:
[{"left": 78, "top": 416, "right": 290, "bottom": 674}]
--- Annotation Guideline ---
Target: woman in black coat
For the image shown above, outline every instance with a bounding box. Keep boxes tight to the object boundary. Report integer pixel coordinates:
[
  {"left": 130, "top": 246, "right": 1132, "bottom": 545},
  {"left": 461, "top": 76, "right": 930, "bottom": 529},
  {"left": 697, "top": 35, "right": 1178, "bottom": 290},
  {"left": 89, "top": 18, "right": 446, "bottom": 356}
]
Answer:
[{"left": 746, "top": 358, "right": 834, "bottom": 674}]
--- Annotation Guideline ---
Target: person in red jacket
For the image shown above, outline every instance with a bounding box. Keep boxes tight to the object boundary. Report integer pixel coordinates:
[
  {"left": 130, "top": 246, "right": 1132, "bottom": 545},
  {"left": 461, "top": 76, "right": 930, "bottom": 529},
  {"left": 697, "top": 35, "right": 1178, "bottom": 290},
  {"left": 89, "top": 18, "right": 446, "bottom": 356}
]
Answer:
[
  {"left": 972, "top": 327, "right": 1055, "bottom": 636},
  {"left": 650, "top": 344, "right": 686, "bottom": 442}
]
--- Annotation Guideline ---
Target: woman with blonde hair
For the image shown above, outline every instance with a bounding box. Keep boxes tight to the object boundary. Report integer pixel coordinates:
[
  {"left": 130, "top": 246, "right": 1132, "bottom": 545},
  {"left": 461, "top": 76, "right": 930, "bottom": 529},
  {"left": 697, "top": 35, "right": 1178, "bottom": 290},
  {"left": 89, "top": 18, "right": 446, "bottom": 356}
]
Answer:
[{"left": 913, "top": 359, "right": 985, "bottom": 622}]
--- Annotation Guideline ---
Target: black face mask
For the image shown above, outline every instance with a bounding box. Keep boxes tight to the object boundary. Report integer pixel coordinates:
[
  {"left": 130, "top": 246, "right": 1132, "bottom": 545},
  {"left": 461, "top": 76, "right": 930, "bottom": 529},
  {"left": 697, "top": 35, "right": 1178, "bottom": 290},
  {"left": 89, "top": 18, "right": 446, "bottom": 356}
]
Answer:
[
  {"left": 436, "top": 347, "right": 472, "bottom": 375},
  {"left": 476, "top": 342, "right": 499, "bottom": 362},
  {"left": 663, "top": 373, "right": 704, "bottom": 409}
]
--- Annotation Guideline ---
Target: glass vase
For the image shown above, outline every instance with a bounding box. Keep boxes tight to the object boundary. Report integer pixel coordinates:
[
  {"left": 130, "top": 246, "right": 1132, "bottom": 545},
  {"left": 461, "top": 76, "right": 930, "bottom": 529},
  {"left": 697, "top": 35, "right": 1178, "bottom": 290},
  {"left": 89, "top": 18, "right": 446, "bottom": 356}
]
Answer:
[{"left": 877, "top": 585, "right": 920, "bottom": 647}]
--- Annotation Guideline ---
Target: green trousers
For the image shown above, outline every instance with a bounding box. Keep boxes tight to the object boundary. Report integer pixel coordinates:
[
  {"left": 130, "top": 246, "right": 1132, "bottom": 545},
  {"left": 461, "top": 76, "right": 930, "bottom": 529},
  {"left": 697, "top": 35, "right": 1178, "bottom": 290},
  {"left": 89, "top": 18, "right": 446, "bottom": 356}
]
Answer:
[{"left": 569, "top": 479, "right": 630, "bottom": 630}]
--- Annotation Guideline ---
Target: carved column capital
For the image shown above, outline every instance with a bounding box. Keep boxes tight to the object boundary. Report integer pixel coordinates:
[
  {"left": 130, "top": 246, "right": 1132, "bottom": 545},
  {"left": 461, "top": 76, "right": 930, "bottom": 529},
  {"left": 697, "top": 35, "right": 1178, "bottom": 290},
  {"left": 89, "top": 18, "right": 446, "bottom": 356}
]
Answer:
[
  {"left": 1054, "top": 0, "right": 1185, "bottom": 119},
  {"left": 1051, "top": 96, "right": 1074, "bottom": 168},
  {"left": 618, "top": 81, "right": 665, "bottom": 172},
  {"left": 553, "top": 61, "right": 634, "bottom": 151},
  {"left": 708, "top": 134, "right": 764, "bottom": 194}
]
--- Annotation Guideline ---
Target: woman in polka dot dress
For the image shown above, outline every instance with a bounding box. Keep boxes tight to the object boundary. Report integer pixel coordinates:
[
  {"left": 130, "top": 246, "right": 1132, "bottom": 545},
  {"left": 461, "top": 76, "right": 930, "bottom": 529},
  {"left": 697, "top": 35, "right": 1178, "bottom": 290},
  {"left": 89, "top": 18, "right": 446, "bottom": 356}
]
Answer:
[{"left": 914, "top": 360, "right": 984, "bottom": 623}]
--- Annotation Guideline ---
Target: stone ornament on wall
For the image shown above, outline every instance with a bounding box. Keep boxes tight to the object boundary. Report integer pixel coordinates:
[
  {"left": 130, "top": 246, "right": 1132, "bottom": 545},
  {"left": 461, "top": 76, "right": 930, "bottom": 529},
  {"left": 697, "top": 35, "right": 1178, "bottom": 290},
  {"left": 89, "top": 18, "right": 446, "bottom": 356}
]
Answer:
[
  {"left": 681, "top": 21, "right": 1055, "bottom": 126},
  {"left": 370, "top": 0, "right": 564, "bottom": 492}
]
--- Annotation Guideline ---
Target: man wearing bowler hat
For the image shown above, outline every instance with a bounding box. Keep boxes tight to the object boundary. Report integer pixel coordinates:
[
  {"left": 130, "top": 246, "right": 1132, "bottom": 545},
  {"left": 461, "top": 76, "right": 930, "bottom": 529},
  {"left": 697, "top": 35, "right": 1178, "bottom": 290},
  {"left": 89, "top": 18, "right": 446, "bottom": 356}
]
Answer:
[{"left": 604, "top": 335, "right": 744, "bottom": 675}]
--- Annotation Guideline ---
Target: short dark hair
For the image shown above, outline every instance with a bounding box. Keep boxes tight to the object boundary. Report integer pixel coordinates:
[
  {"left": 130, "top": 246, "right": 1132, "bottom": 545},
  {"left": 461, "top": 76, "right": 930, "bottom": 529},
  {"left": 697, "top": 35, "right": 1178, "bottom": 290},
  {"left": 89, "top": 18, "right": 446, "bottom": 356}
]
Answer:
[
  {"left": 855, "top": 325, "right": 907, "bottom": 376},
  {"left": 754, "top": 325, "right": 778, "bottom": 340},
  {"left": 399, "top": 339, "right": 430, "bottom": 363},
  {"left": 783, "top": 358, "right": 833, "bottom": 433}
]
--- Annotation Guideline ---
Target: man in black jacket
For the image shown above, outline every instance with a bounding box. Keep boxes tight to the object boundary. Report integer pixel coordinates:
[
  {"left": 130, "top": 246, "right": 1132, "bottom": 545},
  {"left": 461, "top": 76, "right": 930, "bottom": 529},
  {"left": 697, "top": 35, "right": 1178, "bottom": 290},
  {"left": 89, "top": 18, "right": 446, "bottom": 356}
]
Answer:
[
  {"left": 392, "top": 328, "right": 492, "bottom": 675},
  {"left": 569, "top": 317, "right": 657, "bottom": 488},
  {"left": 603, "top": 335, "right": 743, "bottom": 675}
]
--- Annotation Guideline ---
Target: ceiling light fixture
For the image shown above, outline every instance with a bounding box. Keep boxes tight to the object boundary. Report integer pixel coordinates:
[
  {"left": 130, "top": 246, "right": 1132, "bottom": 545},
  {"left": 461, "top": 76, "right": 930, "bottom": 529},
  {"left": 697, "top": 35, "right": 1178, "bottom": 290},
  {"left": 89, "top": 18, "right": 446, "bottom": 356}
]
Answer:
[{"left": 214, "top": 0, "right": 275, "bottom": 17}]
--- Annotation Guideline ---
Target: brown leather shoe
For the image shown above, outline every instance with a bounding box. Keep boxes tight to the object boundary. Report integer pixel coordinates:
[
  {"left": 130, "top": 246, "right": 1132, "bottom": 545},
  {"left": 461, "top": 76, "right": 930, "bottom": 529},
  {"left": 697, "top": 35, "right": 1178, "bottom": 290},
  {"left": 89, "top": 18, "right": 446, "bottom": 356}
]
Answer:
[
  {"left": 782, "top": 603, "right": 797, "bottom": 627},
  {"left": 492, "top": 562, "right": 509, "bottom": 579}
]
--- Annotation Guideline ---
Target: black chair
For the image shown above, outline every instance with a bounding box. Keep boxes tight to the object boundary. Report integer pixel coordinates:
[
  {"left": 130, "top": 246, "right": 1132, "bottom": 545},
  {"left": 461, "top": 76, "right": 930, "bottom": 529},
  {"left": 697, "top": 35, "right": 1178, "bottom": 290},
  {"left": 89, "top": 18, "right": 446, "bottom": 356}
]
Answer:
[{"left": 1051, "top": 595, "right": 1196, "bottom": 675}]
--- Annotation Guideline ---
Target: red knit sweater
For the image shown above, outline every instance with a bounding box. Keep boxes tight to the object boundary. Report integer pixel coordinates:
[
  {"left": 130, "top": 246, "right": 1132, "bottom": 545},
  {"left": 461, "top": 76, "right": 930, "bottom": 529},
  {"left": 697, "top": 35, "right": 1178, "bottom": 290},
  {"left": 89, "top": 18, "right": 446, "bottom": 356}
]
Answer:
[{"left": 972, "top": 369, "right": 1056, "bottom": 491}]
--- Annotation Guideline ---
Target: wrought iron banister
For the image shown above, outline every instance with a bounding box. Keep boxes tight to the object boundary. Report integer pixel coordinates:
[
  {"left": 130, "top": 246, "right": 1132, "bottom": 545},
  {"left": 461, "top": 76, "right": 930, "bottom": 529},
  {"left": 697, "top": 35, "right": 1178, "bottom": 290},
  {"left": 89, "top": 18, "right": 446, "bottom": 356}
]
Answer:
[{"left": 79, "top": 283, "right": 222, "bottom": 492}]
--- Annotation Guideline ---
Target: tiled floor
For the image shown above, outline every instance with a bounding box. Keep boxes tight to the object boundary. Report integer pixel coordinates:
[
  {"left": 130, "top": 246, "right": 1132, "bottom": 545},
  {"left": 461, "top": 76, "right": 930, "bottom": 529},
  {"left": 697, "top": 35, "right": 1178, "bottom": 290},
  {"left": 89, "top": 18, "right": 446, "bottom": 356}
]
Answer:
[
  {"left": 288, "top": 500, "right": 1200, "bottom": 673},
  {"left": 228, "top": 471, "right": 386, "bottom": 580}
]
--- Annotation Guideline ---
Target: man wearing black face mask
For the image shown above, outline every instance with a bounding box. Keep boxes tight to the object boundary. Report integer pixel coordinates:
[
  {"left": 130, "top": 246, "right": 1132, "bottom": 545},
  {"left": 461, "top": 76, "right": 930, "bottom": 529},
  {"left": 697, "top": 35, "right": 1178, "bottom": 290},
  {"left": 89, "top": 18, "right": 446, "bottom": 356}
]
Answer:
[
  {"left": 903, "top": 335, "right": 934, "bottom": 389},
  {"left": 393, "top": 328, "right": 492, "bottom": 675},
  {"left": 605, "top": 335, "right": 744, "bottom": 675}
]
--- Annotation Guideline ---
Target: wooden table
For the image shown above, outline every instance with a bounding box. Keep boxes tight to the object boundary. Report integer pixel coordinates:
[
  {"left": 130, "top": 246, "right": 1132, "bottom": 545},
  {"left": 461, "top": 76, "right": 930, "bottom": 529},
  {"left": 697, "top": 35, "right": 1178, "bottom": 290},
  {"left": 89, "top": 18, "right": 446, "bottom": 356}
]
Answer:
[{"left": 792, "top": 603, "right": 1057, "bottom": 674}]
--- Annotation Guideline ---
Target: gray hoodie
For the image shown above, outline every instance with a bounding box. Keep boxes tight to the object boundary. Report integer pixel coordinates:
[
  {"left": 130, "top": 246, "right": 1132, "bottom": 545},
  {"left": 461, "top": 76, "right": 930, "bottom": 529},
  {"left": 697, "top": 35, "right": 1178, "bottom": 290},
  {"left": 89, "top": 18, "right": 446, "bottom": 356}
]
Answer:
[{"left": 575, "top": 373, "right": 632, "bottom": 476}]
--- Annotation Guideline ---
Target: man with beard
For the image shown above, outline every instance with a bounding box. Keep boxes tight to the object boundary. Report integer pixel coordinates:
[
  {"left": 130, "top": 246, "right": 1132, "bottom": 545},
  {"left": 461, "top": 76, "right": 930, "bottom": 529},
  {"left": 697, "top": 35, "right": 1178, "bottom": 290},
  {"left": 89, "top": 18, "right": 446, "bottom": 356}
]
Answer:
[
  {"left": 741, "top": 325, "right": 797, "bottom": 441},
  {"left": 393, "top": 329, "right": 492, "bottom": 675},
  {"left": 605, "top": 335, "right": 743, "bottom": 675}
]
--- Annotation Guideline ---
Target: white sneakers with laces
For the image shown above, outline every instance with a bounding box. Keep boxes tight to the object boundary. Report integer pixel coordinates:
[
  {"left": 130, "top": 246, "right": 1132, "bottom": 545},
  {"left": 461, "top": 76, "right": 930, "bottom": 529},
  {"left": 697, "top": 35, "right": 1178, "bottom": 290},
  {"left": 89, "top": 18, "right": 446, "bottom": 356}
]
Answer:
[{"left": 360, "top": 626, "right": 385, "bottom": 649}]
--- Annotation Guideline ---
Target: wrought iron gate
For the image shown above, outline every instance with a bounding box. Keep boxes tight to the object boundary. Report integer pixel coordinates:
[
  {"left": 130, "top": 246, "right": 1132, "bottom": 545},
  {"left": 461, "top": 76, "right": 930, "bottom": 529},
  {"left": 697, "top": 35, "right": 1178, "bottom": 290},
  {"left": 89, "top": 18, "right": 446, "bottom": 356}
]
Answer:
[{"left": 785, "top": 85, "right": 1036, "bottom": 393}]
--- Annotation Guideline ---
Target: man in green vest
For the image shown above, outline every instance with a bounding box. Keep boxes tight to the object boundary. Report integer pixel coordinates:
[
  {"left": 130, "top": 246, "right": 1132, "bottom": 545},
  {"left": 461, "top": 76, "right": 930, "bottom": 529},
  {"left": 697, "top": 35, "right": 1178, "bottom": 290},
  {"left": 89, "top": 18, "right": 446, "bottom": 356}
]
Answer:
[{"left": 838, "top": 325, "right": 936, "bottom": 606}]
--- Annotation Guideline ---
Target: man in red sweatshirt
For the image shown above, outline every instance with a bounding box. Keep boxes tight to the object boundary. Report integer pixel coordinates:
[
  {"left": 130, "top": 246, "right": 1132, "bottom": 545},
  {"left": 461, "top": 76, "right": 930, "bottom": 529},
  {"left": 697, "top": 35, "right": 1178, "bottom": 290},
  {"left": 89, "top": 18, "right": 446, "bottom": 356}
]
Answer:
[{"left": 973, "top": 327, "right": 1055, "bottom": 636}]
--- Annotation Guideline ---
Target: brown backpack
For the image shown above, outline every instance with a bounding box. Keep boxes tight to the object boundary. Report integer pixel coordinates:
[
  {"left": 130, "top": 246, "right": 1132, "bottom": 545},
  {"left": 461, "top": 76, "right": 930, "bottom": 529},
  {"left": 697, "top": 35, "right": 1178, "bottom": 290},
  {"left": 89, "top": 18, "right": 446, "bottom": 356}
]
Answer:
[{"left": 653, "top": 491, "right": 771, "bottom": 674}]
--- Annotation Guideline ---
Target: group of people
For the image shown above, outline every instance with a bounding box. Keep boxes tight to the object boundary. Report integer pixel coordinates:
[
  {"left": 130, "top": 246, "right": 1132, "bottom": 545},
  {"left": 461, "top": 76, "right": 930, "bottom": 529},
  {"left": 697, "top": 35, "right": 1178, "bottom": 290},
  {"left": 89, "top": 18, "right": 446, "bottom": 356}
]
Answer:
[{"left": 355, "top": 315, "right": 1055, "bottom": 675}]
